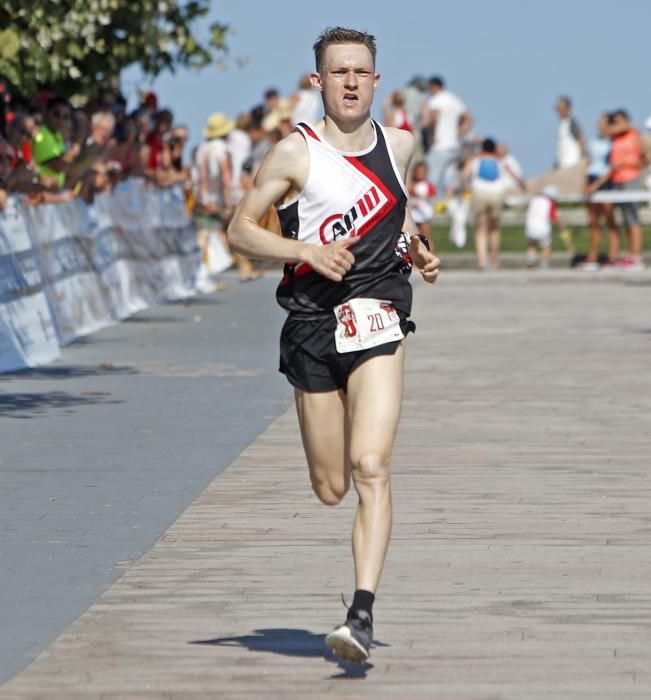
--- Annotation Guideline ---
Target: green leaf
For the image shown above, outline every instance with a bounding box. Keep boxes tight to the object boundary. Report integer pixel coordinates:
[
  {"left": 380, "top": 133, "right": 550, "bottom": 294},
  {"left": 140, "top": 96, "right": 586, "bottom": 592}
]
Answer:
[
  {"left": 0, "top": 28, "right": 20, "bottom": 59},
  {"left": 67, "top": 40, "right": 84, "bottom": 60}
]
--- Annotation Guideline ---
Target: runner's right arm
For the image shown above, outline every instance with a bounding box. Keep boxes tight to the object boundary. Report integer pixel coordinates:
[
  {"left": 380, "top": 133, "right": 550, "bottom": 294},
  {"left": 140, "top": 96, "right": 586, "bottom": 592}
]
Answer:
[{"left": 227, "top": 132, "right": 359, "bottom": 282}]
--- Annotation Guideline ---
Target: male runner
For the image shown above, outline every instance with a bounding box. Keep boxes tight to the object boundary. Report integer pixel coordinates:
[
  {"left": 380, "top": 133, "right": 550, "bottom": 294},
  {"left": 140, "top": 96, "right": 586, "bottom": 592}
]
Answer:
[{"left": 228, "top": 27, "right": 440, "bottom": 663}]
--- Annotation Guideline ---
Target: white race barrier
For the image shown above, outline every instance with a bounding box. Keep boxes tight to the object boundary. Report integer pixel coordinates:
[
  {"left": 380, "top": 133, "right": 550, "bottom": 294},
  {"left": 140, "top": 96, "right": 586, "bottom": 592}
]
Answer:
[
  {"left": 27, "top": 198, "right": 114, "bottom": 345},
  {"left": 590, "top": 190, "right": 651, "bottom": 204},
  {"left": 90, "top": 180, "right": 199, "bottom": 322},
  {"left": 0, "top": 180, "right": 200, "bottom": 373},
  {"left": 0, "top": 197, "right": 61, "bottom": 372}
]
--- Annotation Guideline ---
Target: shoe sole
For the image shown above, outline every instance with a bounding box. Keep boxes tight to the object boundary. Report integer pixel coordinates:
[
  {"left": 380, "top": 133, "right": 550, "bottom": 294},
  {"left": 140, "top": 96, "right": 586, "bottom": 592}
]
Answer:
[{"left": 325, "top": 627, "right": 369, "bottom": 664}]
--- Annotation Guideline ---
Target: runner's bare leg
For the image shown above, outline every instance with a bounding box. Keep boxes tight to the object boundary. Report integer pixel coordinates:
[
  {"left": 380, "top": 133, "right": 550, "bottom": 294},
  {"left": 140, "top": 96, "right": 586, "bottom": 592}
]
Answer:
[
  {"left": 296, "top": 347, "right": 404, "bottom": 591},
  {"left": 295, "top": 389, "right": 351, "bottom": 506},
  {"left": 346, "top": 346, "right": 404, "bottom": 592}
]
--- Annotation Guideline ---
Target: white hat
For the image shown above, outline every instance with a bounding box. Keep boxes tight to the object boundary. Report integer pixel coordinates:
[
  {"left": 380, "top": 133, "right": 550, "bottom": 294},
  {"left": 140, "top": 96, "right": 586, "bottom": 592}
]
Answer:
[{"left": 644, "top": 115, "right": 651, "bottom": 131}]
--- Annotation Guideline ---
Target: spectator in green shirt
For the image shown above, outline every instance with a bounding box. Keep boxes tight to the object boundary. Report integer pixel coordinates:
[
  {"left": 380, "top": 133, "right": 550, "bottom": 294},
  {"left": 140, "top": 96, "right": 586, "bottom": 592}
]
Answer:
[{"left": 32, "top": 97, "right": 72, "bottom": 188}]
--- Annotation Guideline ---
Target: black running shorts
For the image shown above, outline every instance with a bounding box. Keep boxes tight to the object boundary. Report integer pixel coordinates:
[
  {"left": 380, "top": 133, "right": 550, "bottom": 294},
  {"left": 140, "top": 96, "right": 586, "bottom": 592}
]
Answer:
[{"left": 279, "top": 311, "right": 414, "bottom": 393}]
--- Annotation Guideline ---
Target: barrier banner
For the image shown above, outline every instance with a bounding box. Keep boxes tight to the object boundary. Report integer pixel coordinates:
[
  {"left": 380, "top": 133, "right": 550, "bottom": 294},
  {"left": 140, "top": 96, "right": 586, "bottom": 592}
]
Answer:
[
  {"left": 0, "top": 181, "right": 200, "bottom": 371},
  {"left": 89, "top": 183, "right": 157, "bottom": 320},
  {"left": 105, "top": 180, "right": 199, "bottom": 307},
  {"left": 153, "top": 185, "right": 201, "bottom": 299},
  {"left": 0, "top": 197, "right": 60, "bottom": 372},
  {"left": 26, "top": 198, "right": 113, "bottom": 345}
]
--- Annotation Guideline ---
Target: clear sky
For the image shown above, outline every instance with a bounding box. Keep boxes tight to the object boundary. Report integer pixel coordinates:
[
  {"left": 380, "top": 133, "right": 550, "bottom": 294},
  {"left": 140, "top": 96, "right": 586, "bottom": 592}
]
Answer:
[{"left": 123, "top": 0, "right": 650, "bottom": 177}]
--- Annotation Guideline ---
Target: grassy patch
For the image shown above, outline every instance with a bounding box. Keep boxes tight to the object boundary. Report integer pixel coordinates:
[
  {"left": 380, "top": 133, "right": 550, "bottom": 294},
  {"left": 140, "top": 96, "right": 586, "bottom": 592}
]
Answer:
[{"left": 430, "top": 225, "right": 651, "bottom": 254}]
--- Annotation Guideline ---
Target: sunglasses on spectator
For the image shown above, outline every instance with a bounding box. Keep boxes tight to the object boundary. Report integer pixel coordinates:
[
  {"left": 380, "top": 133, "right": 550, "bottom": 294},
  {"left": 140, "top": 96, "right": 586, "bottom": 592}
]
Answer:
[{"left": 0, "top": 154, "right": 14, "bottom": 163}]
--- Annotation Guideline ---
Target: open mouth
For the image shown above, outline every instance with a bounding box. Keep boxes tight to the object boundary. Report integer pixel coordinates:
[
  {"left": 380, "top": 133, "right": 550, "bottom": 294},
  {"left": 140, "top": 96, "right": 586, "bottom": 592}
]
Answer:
[{"left": 343, "top": 93, "right": 358, "bottom": 106}]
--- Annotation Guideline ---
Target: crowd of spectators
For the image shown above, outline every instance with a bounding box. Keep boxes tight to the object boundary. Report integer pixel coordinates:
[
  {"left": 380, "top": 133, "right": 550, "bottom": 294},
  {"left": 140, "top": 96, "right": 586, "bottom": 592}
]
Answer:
[
  {"left": 390, "top": 76, "right": 651, "bottom": 270},
  {"left": 554, "top": 99, "right": 649, "bottom": 270},
  {"left": 3, "top": 70, "right": 650, "bottom": 275},
  {"left": 190, "top": 74, "right": 321, "bottom": 286},
  {"left": 0, "top": 84, "right": 189, "bottom": 211}
]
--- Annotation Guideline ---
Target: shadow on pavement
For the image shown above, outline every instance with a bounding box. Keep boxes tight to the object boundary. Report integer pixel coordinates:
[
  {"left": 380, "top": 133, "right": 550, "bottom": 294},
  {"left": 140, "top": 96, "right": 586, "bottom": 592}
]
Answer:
[
  {"left": 167, "top": 296, "right": 225, "bottom": 307},
  {"left": 191, "top": 628, "right": 380, "bottom": 679},
  {"left": 191, "top": 628, "right": 326, "bottom": 658},
  {"left": 0, "top": 365, "right": 136, "bottom": 381},
  {"left": 0, "top": 391, "right": 123, "bottom": 418},
  {"left": 124, "top": 314, "right": 185, "bottom": 324}
]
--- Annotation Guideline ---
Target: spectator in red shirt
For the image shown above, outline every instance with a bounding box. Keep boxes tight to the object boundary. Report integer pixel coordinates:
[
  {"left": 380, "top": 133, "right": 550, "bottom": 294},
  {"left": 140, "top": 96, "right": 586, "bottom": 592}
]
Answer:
[
  {"left": 145, "top": 109, "right": 173, "bottom": 171},
  {"left": 141, "top": 109, "right": 185, "bottom": 188},
  {"left": 382, "top": 90, "right": 412, "bottom": 132}
]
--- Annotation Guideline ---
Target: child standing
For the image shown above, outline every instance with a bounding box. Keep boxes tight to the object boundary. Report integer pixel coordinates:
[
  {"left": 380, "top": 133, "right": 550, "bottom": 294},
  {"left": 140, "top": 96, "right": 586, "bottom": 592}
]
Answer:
[
  {"left": 408, "top": 161, "right": 436, "bottom": 251},
  {"left": 525, "top": 185, "right": 560, "bottom": 268}
]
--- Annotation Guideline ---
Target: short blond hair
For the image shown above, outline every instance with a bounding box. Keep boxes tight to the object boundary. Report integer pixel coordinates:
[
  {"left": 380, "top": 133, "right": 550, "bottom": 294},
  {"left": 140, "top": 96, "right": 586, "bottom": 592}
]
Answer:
[{"left": 313, "top": 27, "right": 376, "bottom": 73}]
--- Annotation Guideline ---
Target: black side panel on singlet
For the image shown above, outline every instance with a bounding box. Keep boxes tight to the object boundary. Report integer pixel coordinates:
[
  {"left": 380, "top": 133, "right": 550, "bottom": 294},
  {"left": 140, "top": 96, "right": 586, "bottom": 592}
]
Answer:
[{"left": 276, "top": 122, "right": 412, "bottom": 320}]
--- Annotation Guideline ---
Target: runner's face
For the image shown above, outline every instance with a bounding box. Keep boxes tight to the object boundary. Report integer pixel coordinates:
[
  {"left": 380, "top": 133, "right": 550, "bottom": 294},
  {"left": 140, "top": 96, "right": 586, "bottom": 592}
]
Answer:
[{"left": 314, "top": 44, "right": 379, "bottom": 123}]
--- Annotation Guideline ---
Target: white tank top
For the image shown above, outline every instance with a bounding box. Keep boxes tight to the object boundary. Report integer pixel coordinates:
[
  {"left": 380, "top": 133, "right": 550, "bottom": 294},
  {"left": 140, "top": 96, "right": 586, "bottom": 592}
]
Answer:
[{"left": 278, "top": 121, "right": 406, "bottom": 249}]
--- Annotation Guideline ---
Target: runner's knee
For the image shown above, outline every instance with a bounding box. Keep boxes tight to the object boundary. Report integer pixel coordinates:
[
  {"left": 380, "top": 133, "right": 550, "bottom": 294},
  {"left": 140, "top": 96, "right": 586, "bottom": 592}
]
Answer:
[
  {"left": 351, "top": 451, "right": 389, "bottom": 487},
  {"left": 310, "top": 471, "right": 349, "bottom": 506}
]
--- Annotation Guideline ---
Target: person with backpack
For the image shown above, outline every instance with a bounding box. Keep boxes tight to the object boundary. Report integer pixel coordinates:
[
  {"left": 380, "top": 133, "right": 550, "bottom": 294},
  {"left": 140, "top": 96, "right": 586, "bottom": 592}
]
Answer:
[{"left": 463, "top": 137, "right": 525, "bottom": 270}]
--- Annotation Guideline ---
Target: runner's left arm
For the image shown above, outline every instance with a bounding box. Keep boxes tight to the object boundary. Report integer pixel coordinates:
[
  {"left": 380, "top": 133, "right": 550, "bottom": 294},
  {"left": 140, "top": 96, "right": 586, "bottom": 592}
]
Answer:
[
  {"left": 404, "top": 207, "right": 440, "bottom": 283},
  {"left": 386, "top": 127, "right": 440, "bottom": 284}
]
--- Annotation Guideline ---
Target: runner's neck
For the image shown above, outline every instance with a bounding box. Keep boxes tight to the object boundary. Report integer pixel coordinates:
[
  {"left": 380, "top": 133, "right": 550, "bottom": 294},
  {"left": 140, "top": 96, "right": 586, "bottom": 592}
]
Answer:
[{"left": 316, "top": 116, "right": 375, "bottom": 154}]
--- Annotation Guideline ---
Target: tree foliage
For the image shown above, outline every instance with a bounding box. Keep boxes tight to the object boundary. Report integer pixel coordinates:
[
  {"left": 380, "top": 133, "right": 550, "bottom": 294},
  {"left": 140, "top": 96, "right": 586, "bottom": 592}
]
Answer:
[{"left": 0, "top": 0, "right": 229, "bottom": 100}]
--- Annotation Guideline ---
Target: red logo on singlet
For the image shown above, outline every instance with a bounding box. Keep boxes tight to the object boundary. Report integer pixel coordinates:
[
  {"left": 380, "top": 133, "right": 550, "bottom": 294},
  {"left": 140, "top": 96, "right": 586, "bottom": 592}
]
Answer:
[{"left": 318, "top": 185, "right": 388, "bottom": 244}]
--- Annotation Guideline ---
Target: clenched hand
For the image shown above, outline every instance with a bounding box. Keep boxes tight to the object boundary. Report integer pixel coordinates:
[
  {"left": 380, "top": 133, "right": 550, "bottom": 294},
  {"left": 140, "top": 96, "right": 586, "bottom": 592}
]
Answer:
[
  {"left": 304, "top": 236, "right": 361, "bottom": 282},
  {"left": 409, "top": 236, "right": 440, "bottom": 283}
]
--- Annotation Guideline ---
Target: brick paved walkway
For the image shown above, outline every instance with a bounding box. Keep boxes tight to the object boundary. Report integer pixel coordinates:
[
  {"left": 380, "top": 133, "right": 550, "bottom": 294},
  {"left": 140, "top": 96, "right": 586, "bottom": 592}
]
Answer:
[{"left": 2, "top": 271, "right": 651, "bottom": 699}]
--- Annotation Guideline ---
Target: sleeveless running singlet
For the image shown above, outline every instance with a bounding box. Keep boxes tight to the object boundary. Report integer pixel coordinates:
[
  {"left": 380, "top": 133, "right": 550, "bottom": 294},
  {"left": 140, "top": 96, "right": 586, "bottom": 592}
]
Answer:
[{"left": 275, "top": 120, "right": 412, "bottom": 320}]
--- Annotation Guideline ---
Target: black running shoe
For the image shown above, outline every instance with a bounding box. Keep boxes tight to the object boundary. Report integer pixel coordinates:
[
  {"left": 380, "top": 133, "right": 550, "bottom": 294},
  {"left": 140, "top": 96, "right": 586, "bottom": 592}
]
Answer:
[{"left": 325, "top": 609, "right": 373, "bottom": 664}]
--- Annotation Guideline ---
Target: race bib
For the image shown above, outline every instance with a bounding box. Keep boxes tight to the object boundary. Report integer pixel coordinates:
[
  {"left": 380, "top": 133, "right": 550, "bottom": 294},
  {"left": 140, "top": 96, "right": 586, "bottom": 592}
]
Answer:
[{"left": 334, "top": 298, "right": 404, "bottom": 354}]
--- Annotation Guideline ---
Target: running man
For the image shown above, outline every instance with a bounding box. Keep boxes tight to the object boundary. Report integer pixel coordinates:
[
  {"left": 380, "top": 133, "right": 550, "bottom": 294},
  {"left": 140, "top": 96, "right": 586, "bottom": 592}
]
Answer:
[{"left": 228, "top": 26, "right": 440, "bottom": 664}]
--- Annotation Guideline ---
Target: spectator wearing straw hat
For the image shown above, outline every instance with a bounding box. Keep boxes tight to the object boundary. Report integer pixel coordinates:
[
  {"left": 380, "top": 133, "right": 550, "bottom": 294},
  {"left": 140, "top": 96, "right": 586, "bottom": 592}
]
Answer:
[
  {"left": 193, "top": 113, "right": 234, "bottom": 291},
  {"left": 196, "top": 112, "right": 235, "bottom": 221},
  {"left": 196, "top": 113, "right": 261, "bottom": 283},
  {"left": 262, "top": 99, "right": 294, "bottom": 138}
]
